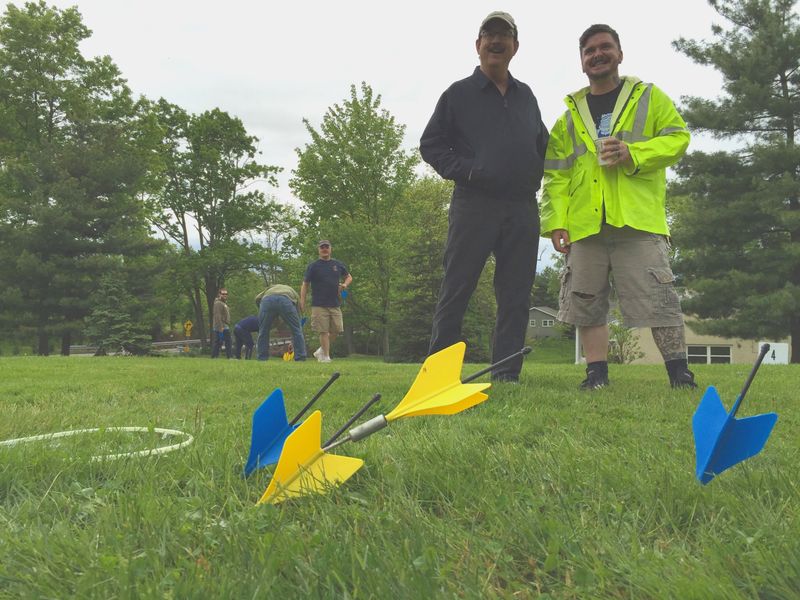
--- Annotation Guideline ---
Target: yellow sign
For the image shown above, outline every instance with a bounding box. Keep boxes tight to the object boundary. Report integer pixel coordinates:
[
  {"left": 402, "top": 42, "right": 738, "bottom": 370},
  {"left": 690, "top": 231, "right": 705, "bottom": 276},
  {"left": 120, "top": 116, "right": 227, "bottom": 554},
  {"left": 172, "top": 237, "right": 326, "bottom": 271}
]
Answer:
[{"left": 183, "top": 320, "right": 193, "bottom": 338}]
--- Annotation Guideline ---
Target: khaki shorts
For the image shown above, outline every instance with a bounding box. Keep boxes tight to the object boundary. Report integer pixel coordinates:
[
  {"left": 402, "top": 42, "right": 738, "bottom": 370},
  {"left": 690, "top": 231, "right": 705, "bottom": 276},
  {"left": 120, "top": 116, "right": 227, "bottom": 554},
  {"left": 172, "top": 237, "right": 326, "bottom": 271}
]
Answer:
[
  {"left": 557, "top": 225, "right": 684, "bottom": 328},
  {"left": 311, "top": 306, "right": 344, "bottom": 334}
]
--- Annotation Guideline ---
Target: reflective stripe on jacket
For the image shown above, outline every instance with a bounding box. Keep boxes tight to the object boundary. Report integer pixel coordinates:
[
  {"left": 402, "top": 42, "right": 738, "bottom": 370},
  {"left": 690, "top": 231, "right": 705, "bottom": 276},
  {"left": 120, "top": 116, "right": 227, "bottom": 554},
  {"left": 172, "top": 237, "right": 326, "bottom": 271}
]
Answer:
[{"left": 540, "top": 76, "right": 690, "bottom": 243}]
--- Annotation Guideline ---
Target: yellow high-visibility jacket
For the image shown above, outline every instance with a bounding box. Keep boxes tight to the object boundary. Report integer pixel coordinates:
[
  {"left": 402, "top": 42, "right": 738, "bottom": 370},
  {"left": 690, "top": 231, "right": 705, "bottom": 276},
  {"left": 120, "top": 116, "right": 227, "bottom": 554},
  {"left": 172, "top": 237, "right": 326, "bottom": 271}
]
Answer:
[{"left": 540, "top": 76, "right": 690, "bottom": 243}]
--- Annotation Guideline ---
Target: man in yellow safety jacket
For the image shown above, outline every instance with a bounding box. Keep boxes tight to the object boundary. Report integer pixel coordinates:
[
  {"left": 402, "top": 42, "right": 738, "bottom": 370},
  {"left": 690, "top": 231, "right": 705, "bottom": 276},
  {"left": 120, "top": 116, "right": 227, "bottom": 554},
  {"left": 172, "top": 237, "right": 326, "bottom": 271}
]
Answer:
[{"left": 540, "top": 23, "right": 697, "bottom": 391}]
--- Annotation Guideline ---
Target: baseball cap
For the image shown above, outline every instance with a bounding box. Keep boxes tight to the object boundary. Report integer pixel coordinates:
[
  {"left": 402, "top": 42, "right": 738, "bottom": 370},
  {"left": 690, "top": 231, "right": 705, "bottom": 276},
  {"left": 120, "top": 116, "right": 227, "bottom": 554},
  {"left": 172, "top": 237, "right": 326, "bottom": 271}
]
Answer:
[
  {"left": 480, "top": 11, "right": 517, "bottom": 38},
  {"left": 318, "top": 240, "right": 331, "bottom": 247}
]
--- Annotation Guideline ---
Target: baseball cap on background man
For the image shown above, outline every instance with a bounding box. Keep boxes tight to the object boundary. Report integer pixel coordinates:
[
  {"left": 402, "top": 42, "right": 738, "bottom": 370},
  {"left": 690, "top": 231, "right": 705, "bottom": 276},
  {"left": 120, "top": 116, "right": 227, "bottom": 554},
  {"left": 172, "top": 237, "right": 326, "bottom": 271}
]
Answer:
[
  {"left": 480, "top": 11, "right": 517, "bottom": 39},
  {"left": 318, "top": 240, "right": 331, "bottom": 247}
]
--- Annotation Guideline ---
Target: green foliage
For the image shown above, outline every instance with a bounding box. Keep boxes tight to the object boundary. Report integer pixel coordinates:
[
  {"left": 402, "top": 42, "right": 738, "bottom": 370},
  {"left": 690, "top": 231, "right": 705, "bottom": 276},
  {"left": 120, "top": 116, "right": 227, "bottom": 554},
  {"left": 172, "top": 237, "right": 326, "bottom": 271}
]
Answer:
[
  {"left": 223, "top": 269, "right": 268, "bottom": 323},
  {"left": 0, "top": 1, "right": 159, "bottom": 354},
  {"left": 531, "top": 265, "right": 560, "bottom": 310},
  {"left": 671, "top": 0, "right": 800, "bottom": 361},
  {"left": 145, "top": 99, "right": 283, "bottom": 342},
  {"left": 607, "top": 309, "right": 645, "bottom": 364},
  {"left": 291, "top": 83, "right": 419, "bottom": 357},
  {"left": 84, "top": 273, "right": 152, "bottom": 355},
  {"left": 1, "top": 356, "right": 798, "bottom": 597}
]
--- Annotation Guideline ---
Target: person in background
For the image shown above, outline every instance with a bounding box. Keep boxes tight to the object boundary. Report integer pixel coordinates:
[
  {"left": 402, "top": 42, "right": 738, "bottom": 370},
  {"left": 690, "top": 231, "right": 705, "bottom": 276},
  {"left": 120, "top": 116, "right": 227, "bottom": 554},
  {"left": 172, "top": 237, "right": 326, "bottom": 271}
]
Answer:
[
  {"left": 211, "top": 288, "right": 231, "bottom": 359},
  {"left": 300, "top": 240, "right": 352, "bottom": 363},
  {"left": 540, "top": 23, "right": 696, "bottom": 390},
  {"left": 255, "top": 284, "right": 307, "bottom": 362},
  {"left": 233, "top": 315, "right": 259, "bottom": 359}
]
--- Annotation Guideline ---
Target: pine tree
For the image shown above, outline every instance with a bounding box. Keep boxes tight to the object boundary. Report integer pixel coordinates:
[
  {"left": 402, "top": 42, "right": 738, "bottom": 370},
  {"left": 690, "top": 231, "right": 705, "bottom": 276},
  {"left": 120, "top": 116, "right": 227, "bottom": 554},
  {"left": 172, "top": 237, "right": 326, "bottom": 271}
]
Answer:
[
  {"left": 671, "top": 0, "right": 800, "bottom": 361},
  {"left": 84, "top": 273, "right": 151, "bottom": 355},
  {"left": 0, "top": 2, "right": 157, "bottom": 354}
]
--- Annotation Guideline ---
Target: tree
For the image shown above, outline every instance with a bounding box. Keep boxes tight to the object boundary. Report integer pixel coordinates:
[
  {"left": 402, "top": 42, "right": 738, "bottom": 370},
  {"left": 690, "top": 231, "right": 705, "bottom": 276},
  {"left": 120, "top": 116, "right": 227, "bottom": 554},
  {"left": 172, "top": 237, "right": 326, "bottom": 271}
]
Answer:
[
  {"left": 387, "top": 177, "right": 449, "bottom": 361},
  {"left": 530, "top": 265, "right": 561, "bottom": 309},
  {"left": 0, "top": 1, "right": 158, "bottom": 354},
  {"left": 84, "top": 272, "right": 151, "bottom": 355},
  {"left": 247, "top": 202, "right": 304, "bottom": 287},
  {"left": 145, "top": 99, "right": 282, "bottom": 345},
  {"left": 671, "top": 0, "right": 800, "bottom": 361},
  {"left": 291, "top": 82, "right": 418, "bottom": 356}
]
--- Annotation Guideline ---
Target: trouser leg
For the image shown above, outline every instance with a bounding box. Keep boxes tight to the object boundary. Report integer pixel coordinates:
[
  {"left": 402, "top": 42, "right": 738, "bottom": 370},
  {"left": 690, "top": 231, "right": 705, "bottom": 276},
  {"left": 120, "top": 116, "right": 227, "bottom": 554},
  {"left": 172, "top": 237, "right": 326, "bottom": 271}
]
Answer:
[
  {"left": 223, "top": 330, "right": 232, "bottom": 359},
  {"left": 257, "top": 297, "right": 277, "bottom": 361},
  {"left": 279, "top": 297, "right": 307, "bottom": 360},
  {"left": 233, "top": 327, "right": 244, "bottom": 359},
  {"left": 429, "top": 193, "right": 497, "bottom": 355},
  {"left": 491, "top": 200, "right": 539, "bottom": 378}
]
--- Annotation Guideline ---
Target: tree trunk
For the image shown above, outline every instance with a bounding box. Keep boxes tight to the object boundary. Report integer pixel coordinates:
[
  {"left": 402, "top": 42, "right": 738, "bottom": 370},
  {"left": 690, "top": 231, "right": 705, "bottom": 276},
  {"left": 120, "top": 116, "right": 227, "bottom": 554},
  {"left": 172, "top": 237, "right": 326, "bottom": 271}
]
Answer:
[
  {"left": 189, "top": 287, "right": 207, "bottom": 350},
  {"left": 37, "top": 329, "right": 49, "bottom": 356},
  {"left": 61, "top": 331, "right": 71, "bottom": 356},
  {"left": 381, "top": 327, "right": 389, "bottom": 358},
  {"left": 791, "top": 315, "right": 799, "bottom": 364},
  {"left": 344, "top": 322, "right": 355, "bottom": 355}
]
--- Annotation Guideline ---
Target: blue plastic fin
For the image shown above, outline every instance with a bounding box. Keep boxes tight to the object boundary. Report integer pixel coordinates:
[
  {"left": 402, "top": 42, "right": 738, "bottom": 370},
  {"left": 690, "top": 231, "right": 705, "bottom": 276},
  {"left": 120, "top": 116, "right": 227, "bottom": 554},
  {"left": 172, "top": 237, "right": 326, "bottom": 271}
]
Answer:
[
  {"left": 692, "top": 385, "right": 778, "bottom": 484},
  {"left": 692, "top": 386, "right": 728, "bottom": 482},
  {"left": 244, "top": 388, "right": 297, "bottom": 476},
  {"left": 707, "top": 412, "right": 778, "bottom": 478}
]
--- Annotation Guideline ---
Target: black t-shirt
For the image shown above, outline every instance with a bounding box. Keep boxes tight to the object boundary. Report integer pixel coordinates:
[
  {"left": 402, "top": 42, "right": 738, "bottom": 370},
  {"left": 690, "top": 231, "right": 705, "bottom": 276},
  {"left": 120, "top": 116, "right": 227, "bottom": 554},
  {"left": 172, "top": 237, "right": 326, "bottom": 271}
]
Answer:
[
  {"left": 587, "top": 83, "right": 623, "bottom": 137},
  {"left": 304, "top": 259, "right": 349, "bottom": 307}
]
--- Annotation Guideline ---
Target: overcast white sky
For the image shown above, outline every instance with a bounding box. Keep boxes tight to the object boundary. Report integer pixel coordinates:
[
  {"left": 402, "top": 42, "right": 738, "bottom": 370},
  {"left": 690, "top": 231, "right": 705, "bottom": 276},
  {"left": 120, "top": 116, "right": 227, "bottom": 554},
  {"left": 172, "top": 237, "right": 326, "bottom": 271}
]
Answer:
[{"left": 34, "top": 0, "right": 729, "bottom": 264}]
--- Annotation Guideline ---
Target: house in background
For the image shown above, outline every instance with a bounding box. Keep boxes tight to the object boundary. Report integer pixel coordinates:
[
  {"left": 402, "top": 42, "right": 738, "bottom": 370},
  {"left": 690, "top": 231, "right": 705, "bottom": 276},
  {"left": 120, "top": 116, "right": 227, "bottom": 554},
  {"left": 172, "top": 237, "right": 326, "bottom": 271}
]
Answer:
[
  {"left": 527, "top": 306, "right": 559, "bottom": 339},
  {"left": 630, "top": 316, "right": 791, "bottom": 365}
]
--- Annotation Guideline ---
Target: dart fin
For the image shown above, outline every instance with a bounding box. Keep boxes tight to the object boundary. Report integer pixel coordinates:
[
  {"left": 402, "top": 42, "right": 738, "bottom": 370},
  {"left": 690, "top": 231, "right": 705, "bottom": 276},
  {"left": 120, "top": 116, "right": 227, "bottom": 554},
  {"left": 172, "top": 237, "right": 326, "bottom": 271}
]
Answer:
[
  {"left": 244, "top": 389, "right": 297, "bottom": 476},
  {"left": 386, "top": 342, "right": 490, "bottom": 421},
  {"left": 692, "top": 386, "right": 778, "bottom": 484},
  {"left": 257, "top": 411, "right": 363, "bottom": 505}
]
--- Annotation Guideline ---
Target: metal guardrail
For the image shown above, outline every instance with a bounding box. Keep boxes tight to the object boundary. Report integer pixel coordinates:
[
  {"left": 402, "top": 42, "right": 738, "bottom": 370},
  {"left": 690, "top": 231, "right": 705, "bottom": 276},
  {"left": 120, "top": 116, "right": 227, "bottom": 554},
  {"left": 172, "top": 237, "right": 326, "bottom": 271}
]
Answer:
[
  {"left": 70, "top": 339, "right": 204, "bottom": 355},
  {"left": 69, "top": 337, "right": 292, "bottom": 355}
]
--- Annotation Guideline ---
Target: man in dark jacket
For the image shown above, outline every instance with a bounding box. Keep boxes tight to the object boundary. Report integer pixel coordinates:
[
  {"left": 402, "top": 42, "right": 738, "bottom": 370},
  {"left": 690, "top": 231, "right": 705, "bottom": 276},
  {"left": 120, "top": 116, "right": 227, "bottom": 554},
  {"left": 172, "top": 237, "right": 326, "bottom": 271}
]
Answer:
[{"left": 420, "top": 11, "right": 548, "bottom": 382}]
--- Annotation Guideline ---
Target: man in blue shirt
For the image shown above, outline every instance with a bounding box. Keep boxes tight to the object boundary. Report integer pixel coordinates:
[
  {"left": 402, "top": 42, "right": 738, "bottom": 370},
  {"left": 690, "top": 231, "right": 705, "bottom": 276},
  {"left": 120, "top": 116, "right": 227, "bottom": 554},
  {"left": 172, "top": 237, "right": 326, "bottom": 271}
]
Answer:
[
  {"left": 300, "top": 240, "right": 352, "bottom": 363},
  {"left": 420, "top": 11, "right": 548, "bottom": 382},
  {"left": 233, "top": 315, "right": 259, "bottom": 359}
]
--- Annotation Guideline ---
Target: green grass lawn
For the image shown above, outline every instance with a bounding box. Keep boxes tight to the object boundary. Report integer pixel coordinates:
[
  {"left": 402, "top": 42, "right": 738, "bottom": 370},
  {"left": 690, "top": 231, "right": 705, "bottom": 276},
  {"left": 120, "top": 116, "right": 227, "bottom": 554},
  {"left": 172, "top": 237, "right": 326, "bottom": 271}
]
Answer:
[{"left": 0, "top": 355, "right": 798, "bottom": 598}]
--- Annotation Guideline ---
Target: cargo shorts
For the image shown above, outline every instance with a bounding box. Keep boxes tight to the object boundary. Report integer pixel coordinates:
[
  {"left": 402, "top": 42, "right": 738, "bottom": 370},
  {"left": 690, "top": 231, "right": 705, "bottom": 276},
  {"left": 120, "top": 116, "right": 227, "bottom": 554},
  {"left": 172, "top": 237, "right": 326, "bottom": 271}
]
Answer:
[
  {"left": 311, "top": 306, "right": 344, "bottom": 334},
  {"left": 557, "top": 225, "right": 684, "bottom": 328}
]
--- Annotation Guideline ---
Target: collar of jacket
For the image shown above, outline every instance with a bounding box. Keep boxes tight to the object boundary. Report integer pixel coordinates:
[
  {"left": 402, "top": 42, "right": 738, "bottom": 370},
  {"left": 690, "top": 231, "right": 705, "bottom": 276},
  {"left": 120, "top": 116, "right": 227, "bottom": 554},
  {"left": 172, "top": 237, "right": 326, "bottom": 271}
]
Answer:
[
  {"left": 563, "top": 76, "right": 647, "bottom": 149},
  {"left": 471, "top": 65, "right": 520, "bottom": 91}
]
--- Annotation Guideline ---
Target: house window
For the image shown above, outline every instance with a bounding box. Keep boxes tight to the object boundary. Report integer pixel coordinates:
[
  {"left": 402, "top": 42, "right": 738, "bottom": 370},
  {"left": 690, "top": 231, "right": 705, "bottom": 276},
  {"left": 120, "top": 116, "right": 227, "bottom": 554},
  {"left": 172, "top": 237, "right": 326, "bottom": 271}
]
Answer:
[
  {"left": 688, "top": 345, "right": 731, "bottom": 364},
  {"left": 542, "top": 319, "right": 554, "bottom": 327},
  {"left": 529, "top": 319, "right": 536, "bottom": 327}
]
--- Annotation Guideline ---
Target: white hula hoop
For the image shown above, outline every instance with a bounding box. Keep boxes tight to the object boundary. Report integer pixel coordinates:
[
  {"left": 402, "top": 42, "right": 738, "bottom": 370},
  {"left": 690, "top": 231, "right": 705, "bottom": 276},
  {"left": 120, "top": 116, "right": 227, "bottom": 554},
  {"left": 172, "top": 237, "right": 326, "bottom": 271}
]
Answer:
[{"left": 0, "top": 427, "right": 194, "bottom": 461}]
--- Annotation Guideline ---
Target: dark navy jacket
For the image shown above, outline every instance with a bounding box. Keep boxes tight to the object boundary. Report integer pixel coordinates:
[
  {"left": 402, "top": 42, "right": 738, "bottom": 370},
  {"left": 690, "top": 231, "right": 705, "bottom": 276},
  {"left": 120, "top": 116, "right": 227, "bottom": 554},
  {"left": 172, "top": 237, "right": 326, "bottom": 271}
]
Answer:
[
  {"left": 235, "top": 315, "right": 259, "bottom": 333},
  {"left": 420, "top": 67, "right": 548, "bottom": 203}
]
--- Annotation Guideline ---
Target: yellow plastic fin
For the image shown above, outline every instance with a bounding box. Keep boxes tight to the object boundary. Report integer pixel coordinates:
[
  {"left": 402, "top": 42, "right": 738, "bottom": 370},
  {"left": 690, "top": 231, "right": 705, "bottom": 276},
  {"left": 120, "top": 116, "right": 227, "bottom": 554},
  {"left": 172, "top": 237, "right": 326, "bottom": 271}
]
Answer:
[
  {"left": 257, "top": 410, "right": 363, "bottom": 505},
  {"left": 404, "top": 390, "right": 489, "bottom": 418},
  {"left": 386, "top": 342, "right": 491, "bottom": 421}
]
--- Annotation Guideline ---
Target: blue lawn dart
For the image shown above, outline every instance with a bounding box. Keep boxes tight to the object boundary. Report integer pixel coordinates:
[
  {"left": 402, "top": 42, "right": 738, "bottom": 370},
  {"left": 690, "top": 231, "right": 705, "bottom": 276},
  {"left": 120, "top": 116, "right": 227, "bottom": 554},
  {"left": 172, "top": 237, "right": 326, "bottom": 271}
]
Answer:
[
  {"left": 692, "top": 344, "right": 778, "bottom": 485},
  {"left": 244, "top": 372, "right": 339, "bottom": 476}
]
